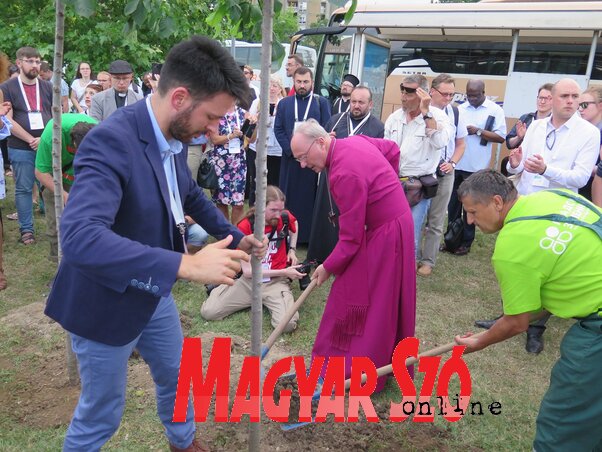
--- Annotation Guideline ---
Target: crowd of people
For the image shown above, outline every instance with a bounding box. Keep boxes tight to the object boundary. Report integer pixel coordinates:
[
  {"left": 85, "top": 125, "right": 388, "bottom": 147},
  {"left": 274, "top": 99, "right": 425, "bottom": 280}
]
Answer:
[{"left": 1, "top": 37, "right": 602, "bottom": 452}]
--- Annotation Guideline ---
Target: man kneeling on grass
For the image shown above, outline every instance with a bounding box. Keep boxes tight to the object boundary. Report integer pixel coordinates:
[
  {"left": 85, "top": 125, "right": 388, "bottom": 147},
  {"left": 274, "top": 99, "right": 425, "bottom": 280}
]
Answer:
[
  {"left": 201, "top": 185, "right": 306, "bottom": 332},
  {"left": 454, "top": 169, "right": 602, "bottom": 452}
]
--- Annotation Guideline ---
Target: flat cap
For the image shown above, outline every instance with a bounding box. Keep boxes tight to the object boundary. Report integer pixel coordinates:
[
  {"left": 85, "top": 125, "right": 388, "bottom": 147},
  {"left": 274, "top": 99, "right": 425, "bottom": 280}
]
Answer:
[{"left": 109, "top": 60, "right": 133, "bottom": 74}]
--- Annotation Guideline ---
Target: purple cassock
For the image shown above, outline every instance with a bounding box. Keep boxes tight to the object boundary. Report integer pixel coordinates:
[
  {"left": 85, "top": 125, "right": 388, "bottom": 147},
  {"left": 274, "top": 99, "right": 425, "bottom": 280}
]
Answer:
[{"left": 311, "top": 135, "right": 416, "bottom": 393}]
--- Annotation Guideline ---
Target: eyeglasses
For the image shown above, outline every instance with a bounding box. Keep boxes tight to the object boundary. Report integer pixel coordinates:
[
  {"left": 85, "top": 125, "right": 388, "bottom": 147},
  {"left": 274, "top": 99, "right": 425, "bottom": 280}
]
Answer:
[
  {"left": 243, "top": 71, "right": 251, "bottom": 75},
  {"left": 537, "top": 96, "right": 552, "bottom": 102},
  {"left": 579, "top": 101, "right": 596, "bottom": 109},
  {"left": 295, "top": 139, "right": 317, "bottom": 163},
  {"left": 112, "top": 75, "right": 131, "bottom": 83},
  {"left": 546, "top": 129, "right": 556, "bottom": 150},
  {"left": 432, "top": 87, "right": 455, "bottom": 98},
  {"left": 400, "top": 84, "right": 417, "bottom": 94},
  {"left": 21, "top": 59, "right": 41, "bottom": 66}
]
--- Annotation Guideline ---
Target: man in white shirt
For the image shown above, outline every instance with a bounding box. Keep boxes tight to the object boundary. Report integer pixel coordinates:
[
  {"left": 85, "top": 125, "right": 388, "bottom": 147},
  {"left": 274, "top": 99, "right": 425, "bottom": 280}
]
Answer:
[
  {"left": 384, "top": 74, "right": 453, "bottom": 255},
  {"left": 417, "top": 74, "right": 467, "bottom": 276},
  {"left": 507, "top": 78, "right": 600, "bottom": 194},
  {"left": 445, "top": 79, "right": 506, "bottom": 256},
  {"left": 475, "top": 78, "right": 600, "bottom": 354}
]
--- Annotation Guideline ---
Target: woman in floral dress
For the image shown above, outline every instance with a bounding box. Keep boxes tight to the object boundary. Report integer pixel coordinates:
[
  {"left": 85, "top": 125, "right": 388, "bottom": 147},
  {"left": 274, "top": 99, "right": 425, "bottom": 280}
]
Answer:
[{"left": 207, "top": 105, "right": 247, "bottom": 225}]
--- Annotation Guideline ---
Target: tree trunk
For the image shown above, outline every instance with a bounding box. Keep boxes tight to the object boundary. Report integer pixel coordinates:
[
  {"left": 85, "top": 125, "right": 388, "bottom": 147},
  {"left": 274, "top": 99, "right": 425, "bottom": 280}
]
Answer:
[
  {"left": 53, "top": 0, "right": 79, "bottom": 386},
  {"left": 249, "top": 0, "right": 274, "bottom": 450}
]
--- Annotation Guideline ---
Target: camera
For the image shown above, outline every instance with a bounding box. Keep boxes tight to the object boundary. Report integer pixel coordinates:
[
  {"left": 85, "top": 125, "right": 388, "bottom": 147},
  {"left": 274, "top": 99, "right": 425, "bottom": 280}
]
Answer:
[{"left": 241, "top": 118, "right": 257, "bottom": 138}]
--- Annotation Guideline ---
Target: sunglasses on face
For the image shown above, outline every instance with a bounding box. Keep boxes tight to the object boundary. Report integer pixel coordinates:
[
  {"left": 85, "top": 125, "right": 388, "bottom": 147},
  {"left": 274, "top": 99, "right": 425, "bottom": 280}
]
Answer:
[
  {"left": 400, "top": 84, "right": 417, "bottom": 94},
  {"left": 579, "top": 101, "right": 596, "bottom": 109}
]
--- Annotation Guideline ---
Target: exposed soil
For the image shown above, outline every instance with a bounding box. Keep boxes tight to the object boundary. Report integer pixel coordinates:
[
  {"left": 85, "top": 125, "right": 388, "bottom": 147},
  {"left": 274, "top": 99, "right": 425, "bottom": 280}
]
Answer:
[{"left": 0, "top": 302, "right": 482, "bottom": 451}]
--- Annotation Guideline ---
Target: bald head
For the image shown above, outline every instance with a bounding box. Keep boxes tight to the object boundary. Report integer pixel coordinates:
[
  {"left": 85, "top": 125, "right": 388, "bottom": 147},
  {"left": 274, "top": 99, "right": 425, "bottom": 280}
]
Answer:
[
  {"left": 551, "top": 78, "right": 581, "bottom": 126},
  {"left": 551, "top": 78, "right": 580, "bottom": 95},
  {"left": 466, "top": 79, "right": 486, "bottom": 108}
]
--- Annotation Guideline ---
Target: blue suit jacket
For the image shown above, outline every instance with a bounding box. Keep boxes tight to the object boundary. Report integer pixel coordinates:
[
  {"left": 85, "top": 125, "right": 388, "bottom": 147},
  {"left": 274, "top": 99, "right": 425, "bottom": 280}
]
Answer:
[{"left": 45, "top": 100, "right": 244, "bottom": 346}]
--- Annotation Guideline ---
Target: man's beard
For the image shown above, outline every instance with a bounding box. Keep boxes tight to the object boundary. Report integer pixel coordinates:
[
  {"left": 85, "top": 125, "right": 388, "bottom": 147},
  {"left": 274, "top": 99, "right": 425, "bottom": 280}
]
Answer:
[
  {"left": 169, "top": 106, "right": 198, "bottom": 142},
  {"left": 23, "top": 68, "right": 38, "bottom": 81},
  {"left": 351, "top": 109, "right": 368, "bottom": 120},
  {"left": 296, "top": 87, "right": 309, "bottom": 96},
  {"left": 268, "top": 217, "right": 279, "bottom": 227}
]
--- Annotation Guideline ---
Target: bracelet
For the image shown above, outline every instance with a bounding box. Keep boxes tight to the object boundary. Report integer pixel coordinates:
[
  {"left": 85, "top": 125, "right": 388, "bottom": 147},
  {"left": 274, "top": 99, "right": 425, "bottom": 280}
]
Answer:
[{"left": 289, "top": 247, "right": 296, "bottom": 251}]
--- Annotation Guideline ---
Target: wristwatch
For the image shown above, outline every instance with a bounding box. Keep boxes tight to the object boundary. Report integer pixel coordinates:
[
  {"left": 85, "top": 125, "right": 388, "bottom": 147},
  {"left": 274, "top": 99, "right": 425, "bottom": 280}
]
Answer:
[
  {"left": 423, "top": 112, "right": 434, "bottom": 121},
  {"left": 450, "top": 161, "right": 457, "bottom": 169},
  {"left": 476, "top": 128, "right": 483, "bottom": 136}
]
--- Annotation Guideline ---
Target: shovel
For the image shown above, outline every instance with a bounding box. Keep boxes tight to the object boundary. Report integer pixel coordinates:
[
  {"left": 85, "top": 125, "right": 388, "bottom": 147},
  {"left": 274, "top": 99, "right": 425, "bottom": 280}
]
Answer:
[
  {"left": 260, "top": 278, "right": 318, "bottom": 361},
  {"left": 281, "top": 330, "right": 487, "bottom": 431}
]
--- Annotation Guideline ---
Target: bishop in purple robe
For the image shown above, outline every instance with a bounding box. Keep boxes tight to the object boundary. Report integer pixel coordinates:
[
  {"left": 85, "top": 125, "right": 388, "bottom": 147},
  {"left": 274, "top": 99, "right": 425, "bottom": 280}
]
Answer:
[{"left": 291, "top": 119, "right": 416, "bottom": 392}]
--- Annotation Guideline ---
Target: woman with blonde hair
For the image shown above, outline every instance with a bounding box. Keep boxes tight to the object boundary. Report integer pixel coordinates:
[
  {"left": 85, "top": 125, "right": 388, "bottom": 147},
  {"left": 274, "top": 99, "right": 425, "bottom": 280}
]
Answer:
[{"left": 247, "top": 74, "right": 286, "bottom": 205}]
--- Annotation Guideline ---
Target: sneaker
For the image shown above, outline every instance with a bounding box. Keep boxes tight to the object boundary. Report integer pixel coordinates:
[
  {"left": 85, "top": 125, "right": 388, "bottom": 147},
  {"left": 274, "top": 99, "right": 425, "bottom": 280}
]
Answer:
[
  {"left": 6, "top": 212, "right": 18, "bottom": 221},
  {"left": 205, "top": 284, "right": 218, "bottom": 296}
]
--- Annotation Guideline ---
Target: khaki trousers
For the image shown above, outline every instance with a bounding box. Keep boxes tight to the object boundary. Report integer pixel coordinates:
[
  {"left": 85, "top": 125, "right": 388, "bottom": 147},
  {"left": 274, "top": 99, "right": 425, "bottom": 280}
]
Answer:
[{"left": 201, "top": 276, "right": 298, "bottom": 332}]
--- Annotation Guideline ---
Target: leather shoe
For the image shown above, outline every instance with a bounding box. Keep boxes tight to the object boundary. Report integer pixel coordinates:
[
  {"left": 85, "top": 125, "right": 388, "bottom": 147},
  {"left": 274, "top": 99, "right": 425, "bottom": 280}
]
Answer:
[
  {"left": 474, "top": 317, "right": 500, "bottom": 330},
  {"left": 453, "top": 245, "right": 471, "bottom": 256},
  {"left": 170, "top": 438, "right": 209, "bottom": 452},
  {"left": 205, "top": 284, "right": 218, "bottom": 296},
  {"left": 526, "top": 326, "right": 545, "bottom": 354},
  {"left": 417, "top": 264, "right": 432, "bottom": 277}
]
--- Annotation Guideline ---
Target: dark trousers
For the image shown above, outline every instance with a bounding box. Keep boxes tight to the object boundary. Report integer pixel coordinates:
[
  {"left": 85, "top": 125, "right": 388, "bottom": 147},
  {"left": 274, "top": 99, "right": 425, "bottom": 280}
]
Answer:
[{"left": 447, "top": 169, "right": 476, "bottom": 248}]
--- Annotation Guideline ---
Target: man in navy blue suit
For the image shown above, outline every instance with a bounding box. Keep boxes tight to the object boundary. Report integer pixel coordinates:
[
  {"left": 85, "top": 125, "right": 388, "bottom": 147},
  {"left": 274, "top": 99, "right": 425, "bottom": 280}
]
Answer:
[{"left": 45, "top": 36, "right": 266, "bottom": 452}]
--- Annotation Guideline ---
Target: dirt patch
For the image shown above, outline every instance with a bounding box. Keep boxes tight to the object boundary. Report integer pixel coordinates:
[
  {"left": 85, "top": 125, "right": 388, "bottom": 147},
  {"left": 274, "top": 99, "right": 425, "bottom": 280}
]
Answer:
[{"left": 0, "top": 302, "right": 481, "bottom": 451}]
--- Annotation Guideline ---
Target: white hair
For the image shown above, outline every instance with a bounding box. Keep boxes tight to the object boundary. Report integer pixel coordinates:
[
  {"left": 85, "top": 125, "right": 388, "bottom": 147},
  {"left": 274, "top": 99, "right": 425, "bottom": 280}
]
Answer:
[{"left": 294, "top": 118, "right": 328, "bottom": 140}]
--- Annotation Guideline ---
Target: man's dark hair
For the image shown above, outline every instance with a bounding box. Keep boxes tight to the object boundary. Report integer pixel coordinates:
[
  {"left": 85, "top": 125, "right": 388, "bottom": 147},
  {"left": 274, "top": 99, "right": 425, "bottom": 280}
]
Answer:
[
  {"left": 158, "top": 36, "right": 251, "bottom": 110},
  {"left": 294, "top": 66, "right": 313, "bottom": 80},
  {"left": 16, "top": 47, "right": 40, "bottom": 60},
  {"left": 431, "top": 73, "right": 455, "bottom": 90},
  {"left": 458, "top": 169, "right": 517, "bottom": 204},
  {"left": 71, "top": 122, "right": 96, "bottom": 149},
  {"left": 40, "top": 61, "right": 51, "bottom": 73},
  {"left": 538, "top": 82, "right": 554, "bottom": 94},
  {"left": 8, "top": 64, "right": 19, "bottom": 77},
  {"left": 288, "top": 54, "right": 304, "bottom": 66}
]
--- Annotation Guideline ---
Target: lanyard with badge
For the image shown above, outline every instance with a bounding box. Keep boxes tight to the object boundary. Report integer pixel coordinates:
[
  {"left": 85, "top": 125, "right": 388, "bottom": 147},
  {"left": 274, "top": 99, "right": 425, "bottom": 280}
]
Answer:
[
  {"left": 227, "top": 110, "right": 242, "bottom": 154},
  {"left": 294, "top": 93, "right": 313, "bottom": 132},
  {"left": 164, "top": 152, "right": 188, "bottom": 253},
  {"left": 348, "top": 113, "right": 370, "bottom": 136},
  {"left": 18, "top": 78, "right": 44, "bottom": 130}
]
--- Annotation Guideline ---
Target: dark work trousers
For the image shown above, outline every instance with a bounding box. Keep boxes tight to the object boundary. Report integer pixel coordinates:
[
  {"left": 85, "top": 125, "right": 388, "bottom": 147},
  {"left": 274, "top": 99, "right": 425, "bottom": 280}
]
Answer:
[{"left": 447, "top": 169, "right": 475, "bottom": 248}]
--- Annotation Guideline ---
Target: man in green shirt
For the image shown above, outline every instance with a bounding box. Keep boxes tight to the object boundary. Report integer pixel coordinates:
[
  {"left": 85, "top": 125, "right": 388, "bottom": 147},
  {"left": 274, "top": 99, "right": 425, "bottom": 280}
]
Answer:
[
  {"left": 35, "top": 114, "right": 96, "bottom": 261},
  {"left": 454, "top": 169, "right": 602, "bottom": 452}
]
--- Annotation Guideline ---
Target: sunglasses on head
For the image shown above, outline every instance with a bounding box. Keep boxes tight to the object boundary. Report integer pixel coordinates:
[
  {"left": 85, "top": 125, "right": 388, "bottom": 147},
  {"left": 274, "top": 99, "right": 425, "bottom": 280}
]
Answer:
[{"left": 400, "top": 84, "right": 417, "bottom": 94}]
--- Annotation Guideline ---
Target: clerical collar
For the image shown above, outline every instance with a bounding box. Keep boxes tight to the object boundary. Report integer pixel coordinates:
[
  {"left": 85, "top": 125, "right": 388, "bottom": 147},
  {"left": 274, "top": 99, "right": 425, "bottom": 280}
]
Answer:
[{"left": 117, "top": 92, "right": 127, "bottom": 98}]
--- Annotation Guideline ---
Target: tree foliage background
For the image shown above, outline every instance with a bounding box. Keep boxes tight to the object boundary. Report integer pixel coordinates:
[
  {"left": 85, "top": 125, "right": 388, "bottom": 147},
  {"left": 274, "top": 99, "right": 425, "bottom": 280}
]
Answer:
[{"left": 1, "top": 0, "right": 298, "bottom": 80}]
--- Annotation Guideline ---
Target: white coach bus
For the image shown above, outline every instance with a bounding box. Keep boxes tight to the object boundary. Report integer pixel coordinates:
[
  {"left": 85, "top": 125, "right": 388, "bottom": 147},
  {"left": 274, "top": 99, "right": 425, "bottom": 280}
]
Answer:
[{"left": 290, "top": 0, "right": 602, "bottom": 125}]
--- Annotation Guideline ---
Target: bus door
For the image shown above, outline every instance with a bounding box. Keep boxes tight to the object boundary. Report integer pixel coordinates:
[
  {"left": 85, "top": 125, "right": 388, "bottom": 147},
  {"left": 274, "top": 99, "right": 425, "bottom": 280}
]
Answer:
[{"left": 349, "top": 32, "right": 390, "bottom": 119}]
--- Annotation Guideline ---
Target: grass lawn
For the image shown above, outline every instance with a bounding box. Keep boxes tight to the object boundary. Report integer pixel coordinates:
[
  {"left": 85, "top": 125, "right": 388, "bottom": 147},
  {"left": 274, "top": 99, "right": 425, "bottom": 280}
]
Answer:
[{"left": 0, "top": 179, "right": 567, "bottom": 451}]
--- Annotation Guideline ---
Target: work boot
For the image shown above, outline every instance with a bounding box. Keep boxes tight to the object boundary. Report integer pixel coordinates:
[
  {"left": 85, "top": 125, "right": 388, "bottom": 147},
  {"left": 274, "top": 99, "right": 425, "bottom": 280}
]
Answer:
[
  {"left": 169, "top": 438, "right": 209, "bottom": 452},
  {"left": 526, "top": 325, "right": 546, "bottom": 354},
  {"left": 474, "top": 315, "right": 502, "bottom": 330}
]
